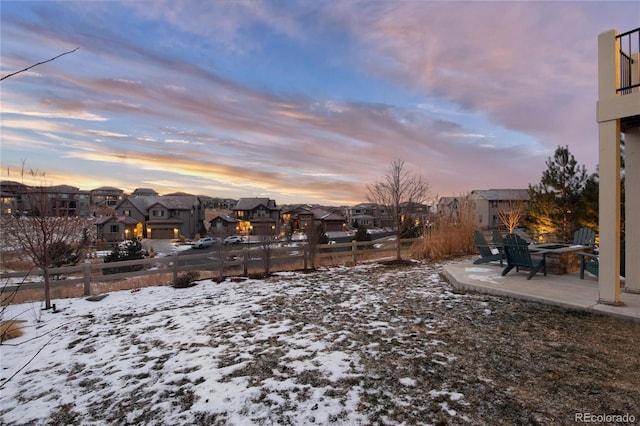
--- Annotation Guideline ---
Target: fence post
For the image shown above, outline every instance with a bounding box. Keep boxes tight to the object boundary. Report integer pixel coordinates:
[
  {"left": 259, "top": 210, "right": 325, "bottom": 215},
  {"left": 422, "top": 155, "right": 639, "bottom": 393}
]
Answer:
[
  {"left": 172, "top": 253, "right": 179, "bottom": 284},
  {"left": 243, "top": 247, "right": 248, "bottom": 276},
  {"left": 352, "top": 240, "right": 357, "bottom": 266},
  {"left": 83, "top": 262, "right": 91, "bottom": 296},
  {"left": 303, "top": 244, "right": 308, "bottom": 270}
]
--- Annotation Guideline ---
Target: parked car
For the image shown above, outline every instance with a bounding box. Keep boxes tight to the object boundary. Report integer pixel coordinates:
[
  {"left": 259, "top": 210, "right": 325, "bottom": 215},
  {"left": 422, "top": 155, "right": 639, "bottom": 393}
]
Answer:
[
  {"left": 193, "top": 237, "right": 214, "bottom": 249},
  {"left": 291, "top": 231, "right": 307, "bottom": 242},
  {"left": 224, "top": 235, "right": 244, "bottom": 245}
]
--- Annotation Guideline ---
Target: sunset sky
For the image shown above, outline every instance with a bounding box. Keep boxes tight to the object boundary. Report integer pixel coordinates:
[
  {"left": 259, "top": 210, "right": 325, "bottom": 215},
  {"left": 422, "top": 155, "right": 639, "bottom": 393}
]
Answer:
[{"left": 1, "top": 1, "right": 638, "bottom": 205}]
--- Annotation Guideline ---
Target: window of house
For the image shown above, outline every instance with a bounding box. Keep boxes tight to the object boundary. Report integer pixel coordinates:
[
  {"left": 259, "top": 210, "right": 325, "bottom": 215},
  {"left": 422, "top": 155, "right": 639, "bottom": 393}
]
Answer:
[
  {"left": 152, "top": 209, "right": 165, "bottom": 217},
  {"left": 109, "top": 224, "right": 119, "bottom": 233},
  {"left": 123, "top": 210, "right": 131, "bottom": 216},
  {"left": 479, "top": 214, "right": 483, "bottom": 224}
]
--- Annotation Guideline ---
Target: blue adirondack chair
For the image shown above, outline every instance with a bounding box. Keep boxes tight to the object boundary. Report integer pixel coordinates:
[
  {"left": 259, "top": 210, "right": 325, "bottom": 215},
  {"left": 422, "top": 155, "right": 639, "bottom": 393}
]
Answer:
[
  {"left": 572, "top": 227, "right": 596, "bottom": 247},
  {"left": 578, "top": 240, "right": 625, "bottom": 279},
  {"left": 501, "top": 233, "right": 547, "bottom": 280},
  {"left": 473, "top": 230, "right": 503, "bottom": 266}
]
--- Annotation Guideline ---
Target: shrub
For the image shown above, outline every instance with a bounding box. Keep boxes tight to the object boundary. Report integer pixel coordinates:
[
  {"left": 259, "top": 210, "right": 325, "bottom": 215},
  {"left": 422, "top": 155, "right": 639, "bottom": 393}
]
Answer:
[
  {"left": 173, "top": 271, "right": 200, "bottom": 288},
  {"left": 0, "top": 320, "right": 25, "bottom": 343},
  {"left": 412, "top": 194, "right": 477, "bottom": 261}
]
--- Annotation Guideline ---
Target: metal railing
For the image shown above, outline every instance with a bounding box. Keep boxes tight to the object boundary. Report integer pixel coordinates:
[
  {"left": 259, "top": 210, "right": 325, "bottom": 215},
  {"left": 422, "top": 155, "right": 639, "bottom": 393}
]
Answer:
[{"left": 617, "top": 27, "right": 639, "bottom": 94}]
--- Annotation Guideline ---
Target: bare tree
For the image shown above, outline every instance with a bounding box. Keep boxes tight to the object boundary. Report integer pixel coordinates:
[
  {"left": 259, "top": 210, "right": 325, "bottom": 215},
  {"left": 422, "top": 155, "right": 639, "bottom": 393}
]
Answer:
[
  {"left": 367, "top": 159, "right": 430, "bottom": 261},
  {"left": 258, "top": 234, "right": 275, "bottom": 276},
  {"left": 1, "top": 48, "right": 78, "bottom": 81},
  {"left": 497, "top": 199, "right": 526, "bottom": 233},
  {"left": 3, "top": 171, "right": 88, "bottom": 309},
  {"left": 304, "top": 222, "right": 327, "bottom": 270}
]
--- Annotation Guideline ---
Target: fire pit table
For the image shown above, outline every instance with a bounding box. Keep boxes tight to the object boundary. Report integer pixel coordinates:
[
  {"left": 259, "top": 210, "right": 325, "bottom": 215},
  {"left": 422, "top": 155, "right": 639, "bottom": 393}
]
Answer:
[{"left": 529, "top": 243, "right": 592, "bottom": 275}]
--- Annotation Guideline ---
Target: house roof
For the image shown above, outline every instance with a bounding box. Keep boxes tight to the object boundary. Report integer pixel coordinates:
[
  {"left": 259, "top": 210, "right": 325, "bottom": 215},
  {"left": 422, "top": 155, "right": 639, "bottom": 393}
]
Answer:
[
  {"left": 124, "top": 195, "right": 200, "bottom": 212},
  {"left": 309, "top": 207, "right": 344, "bottom": 222},
  {"left": 95, "top": 215, "right": 139, "bottom": 225},
  {"left": 234, "top": 197, "right": 277, "bottom": 211},
  {"left": 471, "top": 189, "right": 530, "bottom": 201},
  {"left": 131, "top": 188, "right": 159, "bottom": 196},
  {"left": 351, "top": 203, "right": 376, "bottom": 209},
  {"left": 49, "top": 185, "right": 80, "bottom": 193},
  {"left": 164, "top": 191, "right": 195, "bottom": 197},
  {"left": 352, "top": 214, "right": 375, "bottom": 220},
  {"left": 91, "top": 186, "right": 123, "bottom": 192},
  {"left": 209, "top": 215, "right": 239, "bottom": 224}
]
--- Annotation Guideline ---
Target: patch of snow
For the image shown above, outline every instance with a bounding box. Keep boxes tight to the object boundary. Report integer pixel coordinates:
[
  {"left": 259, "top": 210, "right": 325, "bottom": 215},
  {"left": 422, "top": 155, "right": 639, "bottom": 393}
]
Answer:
[{"left": 399, "top": 377, "right": 416, "bottom": 387}]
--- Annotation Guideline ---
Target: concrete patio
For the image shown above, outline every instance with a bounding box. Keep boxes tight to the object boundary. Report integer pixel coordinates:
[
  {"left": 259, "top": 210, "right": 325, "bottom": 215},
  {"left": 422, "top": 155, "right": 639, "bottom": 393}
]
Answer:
[{"left": 443, "top": 261, "right": 640, "bottom": 322}]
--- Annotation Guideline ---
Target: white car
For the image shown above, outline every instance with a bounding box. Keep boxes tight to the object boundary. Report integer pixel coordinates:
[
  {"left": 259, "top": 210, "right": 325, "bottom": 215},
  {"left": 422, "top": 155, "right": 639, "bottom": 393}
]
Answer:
[
  {"left": 224, "top": 235, "right": 244, "bottom": 245},
  {"left": 193, "top": 237, "right": 214, "bottom": 249}
]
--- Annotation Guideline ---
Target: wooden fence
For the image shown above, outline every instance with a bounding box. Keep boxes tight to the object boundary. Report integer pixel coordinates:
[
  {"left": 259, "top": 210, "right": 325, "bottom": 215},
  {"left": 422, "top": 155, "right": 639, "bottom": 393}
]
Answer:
[{"left": 1, "top": 238, "right": 419, "bottom": 304}]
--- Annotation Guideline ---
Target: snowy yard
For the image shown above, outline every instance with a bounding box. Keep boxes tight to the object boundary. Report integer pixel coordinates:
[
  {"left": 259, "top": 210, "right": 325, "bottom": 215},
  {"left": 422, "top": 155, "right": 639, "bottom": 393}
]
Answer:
[{"left": 1, "top": 261, "right": 639, "bottom": 425}]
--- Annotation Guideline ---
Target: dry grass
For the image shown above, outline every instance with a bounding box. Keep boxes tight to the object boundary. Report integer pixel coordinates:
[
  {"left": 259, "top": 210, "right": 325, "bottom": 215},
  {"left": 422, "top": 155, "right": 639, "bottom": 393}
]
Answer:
[
  {"left": 0, "top": 320, "right": 25, "bottom": 342},
  {"left": 412, "top": 198, "right": 477, "bottom": 261},
  {"left": 1, "top": 252, "right": 35, "bottom": 272}
]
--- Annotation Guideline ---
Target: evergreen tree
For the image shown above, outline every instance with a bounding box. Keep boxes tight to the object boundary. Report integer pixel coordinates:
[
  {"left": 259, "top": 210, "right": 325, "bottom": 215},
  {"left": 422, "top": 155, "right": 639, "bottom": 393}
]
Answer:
[
  {"left": 578, "top": 173, "right": 599, "bottom": 232},
  {"left": 354, "top": 224, "right": 371, "bottom": 242},
  {"left": 48, "top": 241, "right": 80, "bottom": 268},
  {"left": 103, "top": 238, "right": 145, "bottom": 275},
  {"left": 527, "top": 146, "right": 589, "bottom": 242}
]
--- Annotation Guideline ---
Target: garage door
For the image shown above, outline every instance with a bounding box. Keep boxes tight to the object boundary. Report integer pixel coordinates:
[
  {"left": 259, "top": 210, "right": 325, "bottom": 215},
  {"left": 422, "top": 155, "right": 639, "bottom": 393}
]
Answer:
[{"left": 152, "top": 228, "right": 175, "bottom": 239}]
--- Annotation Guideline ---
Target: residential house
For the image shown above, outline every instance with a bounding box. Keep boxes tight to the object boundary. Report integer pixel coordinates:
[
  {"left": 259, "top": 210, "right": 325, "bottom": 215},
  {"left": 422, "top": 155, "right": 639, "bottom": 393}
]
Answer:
[
  {"left": 131, "top": 188, "right": 159, "bottom": 197},
  {"left": 436, "top": 197, "right": 461, "bottom": 221},
  {"left": 345, "top": 203, "right": 393, "bottom": 229},
  {"left": 470, "top": 189, "right": 530, "bottom": 230},
  {"left": 1, "top": 181, "right": 113, "bottom": 217},
  {"left": 95, "top": 214, "right": 140, "bottom": 243},
  {"left": 208, "top": 215, "right": 240, "bottom": 238},
  {"left": 1, "top": 190, "right": 17, "bottom": 216},
  {"left": 24, "top": 184, "right": 87, "bottom": 217},
  {"left": 200, "top": 196, "right": 237, "bottom": 210},
  {"left": 0, "top": 181, "right": 25, "bottom": 216},
  {"left": 399, "top": 201, "right": 431, "bottom": 227},
  {"left": 232, "top": 198, "right": 281, "bottom": 236},
  {"left": 282, "top": 205, "right": 346, "bottom": 235},
  {"left": 96, "top": 193, "right": 205, "bottom": 242},
  {"left": 90, "top": 186, "right": 124, "bottom": 209}
]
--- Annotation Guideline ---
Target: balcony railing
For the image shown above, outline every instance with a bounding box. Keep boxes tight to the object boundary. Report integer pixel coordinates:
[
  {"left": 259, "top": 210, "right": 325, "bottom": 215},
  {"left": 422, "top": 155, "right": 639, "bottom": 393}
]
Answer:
[{"left": 617, "top": 27, "right": 639, "bottom": 94}]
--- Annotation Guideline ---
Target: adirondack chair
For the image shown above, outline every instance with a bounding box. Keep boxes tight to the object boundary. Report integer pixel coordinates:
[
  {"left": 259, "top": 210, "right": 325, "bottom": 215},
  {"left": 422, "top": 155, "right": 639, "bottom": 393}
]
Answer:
[
  {"left": 501, "top": 233, "right": 547, "bottom": 280},
  {"left": 473, "top": 230, "right": 503, "bottom": 266},
  {"left": 578, "top": 240, "right": 625, "bottom": 279},
  {"left": 491, "top": 229, "right": 504, "bottom": 246},
  {"left": 572, "top": 227, "right": 596, "bottom": 247}
]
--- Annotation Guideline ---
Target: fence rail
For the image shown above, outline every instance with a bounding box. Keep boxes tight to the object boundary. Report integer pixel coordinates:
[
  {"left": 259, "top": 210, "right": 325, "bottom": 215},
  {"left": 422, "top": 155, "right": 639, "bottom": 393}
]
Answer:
[{"left": 1, "top": 238, "right": 420, "bottom": 304}]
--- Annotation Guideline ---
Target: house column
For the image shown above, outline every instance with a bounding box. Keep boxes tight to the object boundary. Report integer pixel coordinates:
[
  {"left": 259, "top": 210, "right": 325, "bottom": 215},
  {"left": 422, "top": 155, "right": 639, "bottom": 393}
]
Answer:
[
  {"left": 598, "top": 120, "right": 622, "bottom": 304},
  {"left": 597, "top": 30, "right": 622, "bottom": 305},
  {"left": 625, "top": 127, "right": 640, "bottom": 293}
]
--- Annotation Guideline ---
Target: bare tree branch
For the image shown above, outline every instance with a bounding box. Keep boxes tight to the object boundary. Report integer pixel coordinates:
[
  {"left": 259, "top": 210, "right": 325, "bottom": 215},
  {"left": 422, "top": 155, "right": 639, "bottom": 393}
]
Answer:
[
  {"left": 0, "top": 336, "right": 56, "bottom": 390},
  {"left": 497, "top": 199, "right": 526, "bottom": 233},
  {"left": 1, "top": 48, "right": 78, "bottom": 81}
]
